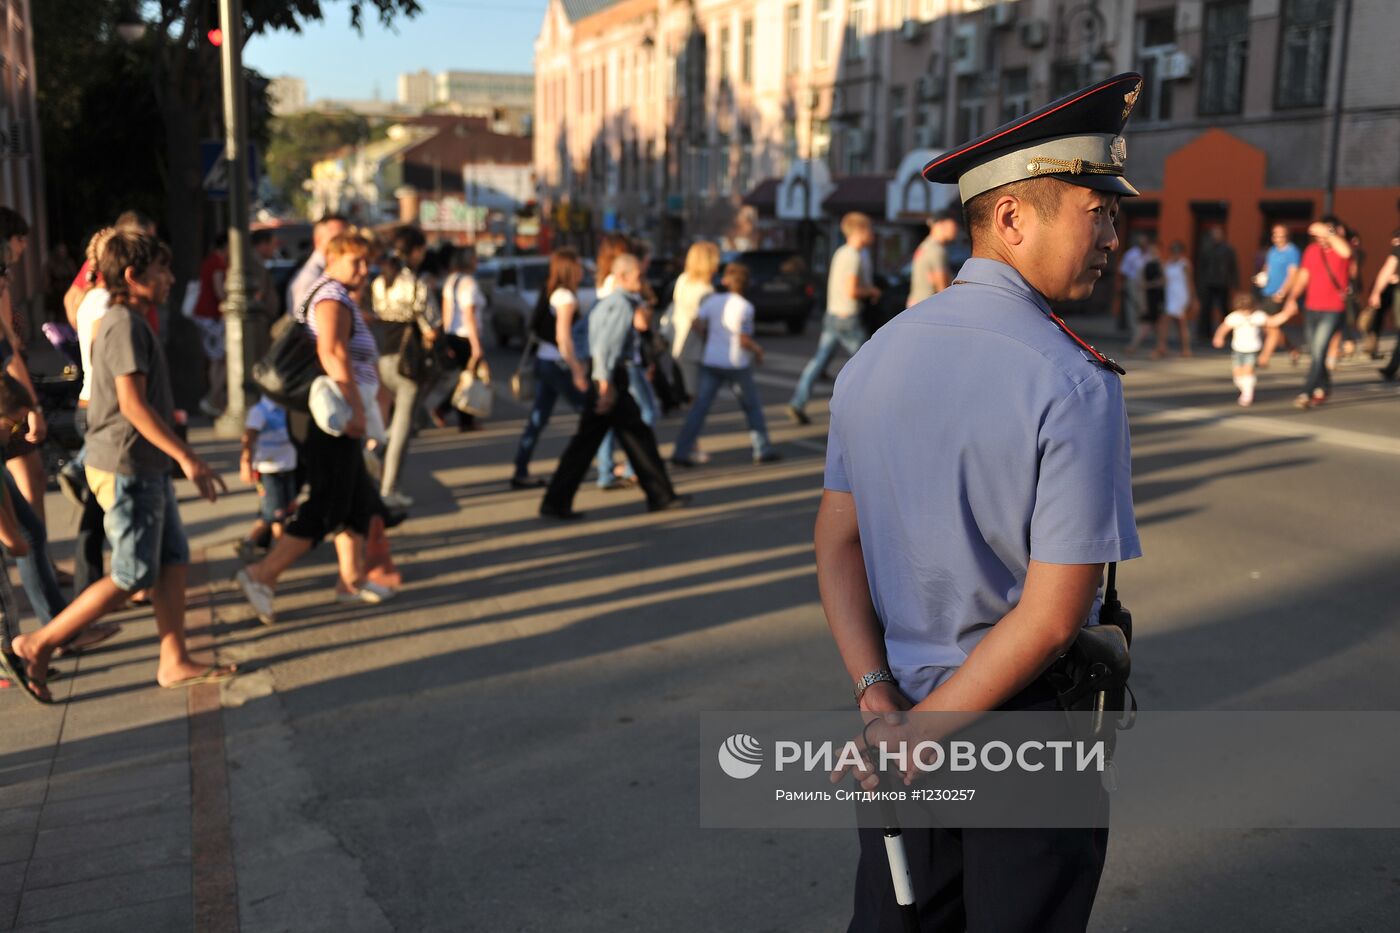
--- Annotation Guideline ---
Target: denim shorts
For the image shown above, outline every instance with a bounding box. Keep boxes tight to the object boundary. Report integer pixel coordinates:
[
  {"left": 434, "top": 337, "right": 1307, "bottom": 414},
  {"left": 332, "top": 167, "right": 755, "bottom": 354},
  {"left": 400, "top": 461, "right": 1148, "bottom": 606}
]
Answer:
[
  {"left": 257, "top": 470, "right": 299, "bottom": 524},
  {"left": 86, "top": 467, "right": 190, "bottom": 592},
  {"left": 1232, "top": 351, "right": 1259, "bottom": 368}
]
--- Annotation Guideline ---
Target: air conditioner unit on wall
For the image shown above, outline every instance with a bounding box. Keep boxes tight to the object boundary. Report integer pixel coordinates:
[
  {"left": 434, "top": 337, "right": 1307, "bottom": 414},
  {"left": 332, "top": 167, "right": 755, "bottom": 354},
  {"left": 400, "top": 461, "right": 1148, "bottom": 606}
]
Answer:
[
  {"left": 901, "top": 19, "right": 923, "bottom": 43},
  {"left": 847, "top": 134, "right": 869, "bottom": 157},
  {"left": 953, "top": 23, "right": 980, "bottom": 75},
  {"left": 991, "top": 1, "right": 1016, "bottom": 29},
  {"left": 918, "top": 73, "right": 946, "bottom": 101},
  {"left": 1021, "top": 19, "right": 1048, "bottom": 50},
  {"left": 1162, "top": 51, "right": 1195, "bottom": 81}
]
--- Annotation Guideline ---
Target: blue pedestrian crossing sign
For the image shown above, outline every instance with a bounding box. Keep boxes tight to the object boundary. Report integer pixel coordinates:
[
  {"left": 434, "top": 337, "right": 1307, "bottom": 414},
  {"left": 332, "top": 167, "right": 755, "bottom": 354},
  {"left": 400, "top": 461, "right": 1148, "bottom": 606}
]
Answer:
[{"left": 201, "top": 140, "right": 261, "bottom": 200}]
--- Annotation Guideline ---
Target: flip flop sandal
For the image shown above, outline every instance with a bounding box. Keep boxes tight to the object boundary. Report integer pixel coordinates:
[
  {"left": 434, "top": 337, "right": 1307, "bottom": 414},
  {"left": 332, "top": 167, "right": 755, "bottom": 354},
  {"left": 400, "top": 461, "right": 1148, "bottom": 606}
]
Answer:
[
  {"left": 160, "top": 664, "right": 239, "bottom": 690},
  {"left": 0, "top": 648, "right": 53, "bottom": 705},
  {"left": 54, "top": 622, "right": 122, "bottom": 658}
]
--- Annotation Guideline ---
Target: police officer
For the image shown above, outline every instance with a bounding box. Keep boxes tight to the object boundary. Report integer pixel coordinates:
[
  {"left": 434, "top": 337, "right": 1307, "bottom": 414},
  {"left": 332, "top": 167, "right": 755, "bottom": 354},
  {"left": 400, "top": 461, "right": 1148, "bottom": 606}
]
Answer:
[{"left": 817, "top": 74, "right": 1145, "bottom": 931}]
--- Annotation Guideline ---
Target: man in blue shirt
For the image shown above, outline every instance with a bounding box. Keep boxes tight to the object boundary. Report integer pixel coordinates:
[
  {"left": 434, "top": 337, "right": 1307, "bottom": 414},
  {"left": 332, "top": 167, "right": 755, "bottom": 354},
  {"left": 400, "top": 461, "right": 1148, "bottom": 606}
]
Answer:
[
  {"left": 540, "top": 254, "right": 685, "bottom": 519},
  {"left": 1256, "top": 224, "right": 1301, "bottom": 367},
  {"left": 820, "top": 74, "right": 1144, "bottom": 931}
]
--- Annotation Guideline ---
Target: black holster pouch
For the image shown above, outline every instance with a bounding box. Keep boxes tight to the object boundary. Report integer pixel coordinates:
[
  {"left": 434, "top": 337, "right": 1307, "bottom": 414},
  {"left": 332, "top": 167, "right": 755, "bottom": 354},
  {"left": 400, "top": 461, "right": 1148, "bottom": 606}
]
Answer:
[{"left": 1045, "top": 564, "right": 1137, "bottom": 756}]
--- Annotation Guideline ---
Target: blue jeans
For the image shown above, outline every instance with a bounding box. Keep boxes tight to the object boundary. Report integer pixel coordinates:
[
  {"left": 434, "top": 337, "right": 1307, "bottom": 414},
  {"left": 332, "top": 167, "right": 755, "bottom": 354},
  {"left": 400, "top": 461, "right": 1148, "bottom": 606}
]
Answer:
[
  {"left": 597, "top": 361, "right": 657, "bottom": 485},
  {"left": 4, "top": 472, "right": 68, "bottom": 624},
  {"left": 513, "top": 357, "right": 588, "bottom": 477},
  {"left": 790, "top": 313, "right": 868, "bottom": 411},
  {"left": 672, "top": 365, "right": 773, "bottom": 461},
  {"left": 87, "top": 469, "right": 190, "bottom": 593},
  {"left": 1303, "top": 309, "right": 1344, "bottom": 396}
]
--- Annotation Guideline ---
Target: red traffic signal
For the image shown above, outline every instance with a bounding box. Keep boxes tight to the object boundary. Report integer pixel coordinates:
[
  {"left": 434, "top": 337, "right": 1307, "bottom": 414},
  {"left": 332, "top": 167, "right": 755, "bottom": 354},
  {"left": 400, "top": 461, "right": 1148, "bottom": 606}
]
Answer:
[{"left": 207, "top": 27, "right": 223, "bottom": 47}]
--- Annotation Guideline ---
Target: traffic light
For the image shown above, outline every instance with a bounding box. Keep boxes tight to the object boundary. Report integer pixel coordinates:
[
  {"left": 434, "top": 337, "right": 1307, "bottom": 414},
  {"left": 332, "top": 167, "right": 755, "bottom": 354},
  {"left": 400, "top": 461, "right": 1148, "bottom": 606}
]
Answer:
[
  {"left": 208, "top": 27, "right": 223, "bottom": 47},
  {"left": 205, "top": 0, "right": 222, "bottom": 46}
]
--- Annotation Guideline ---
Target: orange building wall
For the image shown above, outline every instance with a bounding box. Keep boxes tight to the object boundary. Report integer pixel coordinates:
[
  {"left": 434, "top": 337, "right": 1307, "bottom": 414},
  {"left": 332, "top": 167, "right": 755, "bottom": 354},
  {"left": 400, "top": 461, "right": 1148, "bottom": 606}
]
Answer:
[{"left": 1136, "top": 129, "right": 1399, "bottom": 290}]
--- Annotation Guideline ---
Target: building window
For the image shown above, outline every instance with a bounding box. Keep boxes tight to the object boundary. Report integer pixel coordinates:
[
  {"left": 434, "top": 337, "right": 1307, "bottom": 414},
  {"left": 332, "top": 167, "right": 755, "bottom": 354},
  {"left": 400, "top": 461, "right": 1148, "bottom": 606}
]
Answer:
[
  {"left": 1199, "top": 1, "right": 1249, "bottom": 115},
  {"left": 717, "top": 135, "right": 732, "bottom": 195},
  {"left": 1135, "top": 11, "right": 1177, "bottom": 122},
  {"left": 844, "top": 127, "right": 866, "bottom": 174},
  {"left": 815, "top": 0, "right": 834, "bottom": 68},
  {"left": 955, "top": 75, "right": 984, "bottom": 142},
  {"left": 812, "top": 118, "right": 832, "bottom": 161},
  {"left": 847, "top": 1, "right": 871, "bottom": 63},
  {"left": 719, "top": 26, "right": 732, "bottom": 83},
  {"left": 887, "top": 86, "right": 907, "bottom": 171},
  {"left": 785, "top": 5, "right": 802, "bottom": 75},
  {"left": 741, "top": 20, "right": 754, "bottom": 85},
  {"left": 1277, "top": 0, "right": 1333, "bottom": 109},
  {"left": 1001, "top": 67, "right": 1030, "bottom": 122}
]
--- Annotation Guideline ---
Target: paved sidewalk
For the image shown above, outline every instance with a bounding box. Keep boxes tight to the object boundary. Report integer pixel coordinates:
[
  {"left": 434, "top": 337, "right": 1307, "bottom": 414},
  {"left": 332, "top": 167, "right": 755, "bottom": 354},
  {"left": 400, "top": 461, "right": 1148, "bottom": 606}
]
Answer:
[{"left": 1, "top": 434, "right": 245, "bottom": 932}]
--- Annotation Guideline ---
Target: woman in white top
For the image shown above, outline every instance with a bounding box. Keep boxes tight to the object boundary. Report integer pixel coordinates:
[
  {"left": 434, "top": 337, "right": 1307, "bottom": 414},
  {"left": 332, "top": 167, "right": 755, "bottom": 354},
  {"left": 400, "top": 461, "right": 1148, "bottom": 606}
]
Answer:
[
  {"left": 669, "top": 241, "right": 720, "bottom": 397},
  {"left": 510, "top": 248, "right": 591, "bottom": 487},
  {"left": 1157, "top": 240, "right": 1196, "bottom": 358},
  {"left": 432, "top": 247, "right": 486, "bottom": 430}
]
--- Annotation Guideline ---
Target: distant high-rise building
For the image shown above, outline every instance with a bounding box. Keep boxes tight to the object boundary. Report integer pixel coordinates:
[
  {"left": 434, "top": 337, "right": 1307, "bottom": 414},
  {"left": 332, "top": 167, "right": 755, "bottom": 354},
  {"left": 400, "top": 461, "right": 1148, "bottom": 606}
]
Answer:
[
  {"left": 395, "top": 69, "right": 534, "bottom": 134},
  {"left": 268, "top": 77, "right": 308, "bottom": 116},
  {"left": 398, "top": 69, "right": 435, "bottom": 111}
]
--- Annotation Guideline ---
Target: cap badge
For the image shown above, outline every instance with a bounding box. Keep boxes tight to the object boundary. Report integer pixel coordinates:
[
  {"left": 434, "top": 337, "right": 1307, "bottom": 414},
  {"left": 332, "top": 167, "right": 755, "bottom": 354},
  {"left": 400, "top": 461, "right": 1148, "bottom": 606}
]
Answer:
[
  {"left": 1110, "top": 136, "right": 1128, "bottom": 165},
  {"left": 1122, "top": 81, "right": 1142, "bottom": 120}
]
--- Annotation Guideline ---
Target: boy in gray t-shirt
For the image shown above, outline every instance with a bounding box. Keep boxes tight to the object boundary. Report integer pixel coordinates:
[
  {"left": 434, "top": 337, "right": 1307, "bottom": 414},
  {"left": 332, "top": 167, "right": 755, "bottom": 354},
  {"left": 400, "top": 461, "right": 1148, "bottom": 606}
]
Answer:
[
  {"left": 8, "top": 232, "right": 234, "bottom": 704},
  {"left": 788, "top": 212, "right": 882, "bottom": 423}
]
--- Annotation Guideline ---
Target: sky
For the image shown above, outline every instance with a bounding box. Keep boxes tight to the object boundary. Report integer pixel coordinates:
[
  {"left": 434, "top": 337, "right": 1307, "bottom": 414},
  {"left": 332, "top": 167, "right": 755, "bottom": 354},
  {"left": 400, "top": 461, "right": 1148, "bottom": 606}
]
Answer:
[{"left": 243, "top": 1, "right": 548, "bottom": 102}]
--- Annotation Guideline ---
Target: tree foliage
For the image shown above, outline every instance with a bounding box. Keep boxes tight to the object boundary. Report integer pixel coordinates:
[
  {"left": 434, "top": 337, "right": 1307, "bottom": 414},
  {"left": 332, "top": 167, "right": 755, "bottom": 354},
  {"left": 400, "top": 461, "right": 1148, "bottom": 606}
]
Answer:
[
  {"left": 264, "top": 111, "right": 373, "bottom": 215},
  {"left": 34, "top": 0, "right": 421, "bottom": 262}
]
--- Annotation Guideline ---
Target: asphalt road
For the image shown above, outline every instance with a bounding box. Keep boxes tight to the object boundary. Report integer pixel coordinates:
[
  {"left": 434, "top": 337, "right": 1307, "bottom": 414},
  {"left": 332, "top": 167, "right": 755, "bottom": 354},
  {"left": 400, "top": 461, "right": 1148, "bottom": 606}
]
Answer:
[{"left": 204, "top": 318, "right": 1400, "bottom": 932}]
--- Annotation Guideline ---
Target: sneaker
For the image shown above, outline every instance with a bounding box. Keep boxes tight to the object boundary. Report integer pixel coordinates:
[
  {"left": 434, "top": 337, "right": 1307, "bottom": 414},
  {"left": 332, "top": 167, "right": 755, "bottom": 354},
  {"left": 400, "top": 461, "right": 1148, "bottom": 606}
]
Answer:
[
  {"left": 198, "top": 398, "right": 222, "bottom": 419},
  {"left": 234, "top": 539, "right": 258, "bottom": 565},
  {"left": 754, "top": 450, "right": 783, "bottom": 465},
  {"left": 337, "top": 581, "right": 396, "bottom": 605},
  {"left": 235, "top": 568, "right": 276, "bottom": 625},
  {"left": 509, "top": 475, "right": 547, "bottom": 489},
  {"left": 1309, "top": 389, "right": 1327, "bottom": 407},
  {"left": 1237, "top": 395, "right": 1253, "bottom": 407},
  {"left": 57, "top": 465, "right": 87, "bottom": 507},
  {"left": 1293, "top": 393, "right": 1311, "bottom": 409},
  {"left": 381, "top": 491, "right": 414, "bottom": 510},
  {"left": 540, "top": 502, "right": 585, "bottom": 521},
  {"left": 693, "top": 450, "right": 712, "bottom": 465},
  {"left": 648, "top": 494, "right": 692, "bottom": 513},
  {"left": 786, "top": 405, "right": 810, "bottom": 426}
]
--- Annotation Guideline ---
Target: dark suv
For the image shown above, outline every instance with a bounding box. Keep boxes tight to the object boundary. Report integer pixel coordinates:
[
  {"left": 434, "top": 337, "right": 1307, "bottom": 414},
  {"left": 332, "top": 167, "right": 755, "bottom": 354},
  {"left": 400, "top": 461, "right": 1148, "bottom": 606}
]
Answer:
[{"left": 721, "top": 250, "right": 817, "bottom": 334}]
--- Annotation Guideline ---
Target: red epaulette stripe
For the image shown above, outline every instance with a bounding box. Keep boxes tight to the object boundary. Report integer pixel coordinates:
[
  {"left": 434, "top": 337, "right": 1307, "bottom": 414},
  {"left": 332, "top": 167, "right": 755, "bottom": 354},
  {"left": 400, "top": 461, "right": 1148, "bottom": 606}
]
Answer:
[{"left": 1046, "top": 310, "right": 1126, "bottom": 375}]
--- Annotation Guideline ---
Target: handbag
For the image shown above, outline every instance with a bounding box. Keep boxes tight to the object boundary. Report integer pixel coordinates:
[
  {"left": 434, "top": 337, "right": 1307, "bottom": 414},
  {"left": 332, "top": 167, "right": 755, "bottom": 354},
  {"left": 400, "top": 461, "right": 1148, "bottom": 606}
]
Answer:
[
  {"left": 510, "top": 338, "right": 537, "bottom": 402},
  {"left": 252, "top": 283, "right": 333, "bottom": 411},
  {"left": 452, "top": 360, "right": 494, "bottom": 418},
  {"left": 396, "top": 325, "right": 443, "bottom": 385}
]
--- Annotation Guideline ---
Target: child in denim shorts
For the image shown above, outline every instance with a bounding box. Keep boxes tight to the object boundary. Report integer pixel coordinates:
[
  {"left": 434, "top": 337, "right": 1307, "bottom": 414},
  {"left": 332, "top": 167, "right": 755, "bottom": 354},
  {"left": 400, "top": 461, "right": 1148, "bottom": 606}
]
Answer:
[
  {"left": 6, "top": 231, "right": 235, "bottom": 703},
  {"left": 238, "top": 396, "right": 299, "bottom": 561},
  {"left": 1213, "top": 292, "right": 1270, "bottom": 407}
]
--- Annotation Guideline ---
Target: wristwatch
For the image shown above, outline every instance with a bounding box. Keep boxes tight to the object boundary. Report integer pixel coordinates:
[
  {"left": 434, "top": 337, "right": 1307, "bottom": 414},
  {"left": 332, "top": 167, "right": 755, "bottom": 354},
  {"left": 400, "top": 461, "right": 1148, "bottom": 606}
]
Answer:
[{"left": 853, "top": 669, "right": 896, "bottom": 702}]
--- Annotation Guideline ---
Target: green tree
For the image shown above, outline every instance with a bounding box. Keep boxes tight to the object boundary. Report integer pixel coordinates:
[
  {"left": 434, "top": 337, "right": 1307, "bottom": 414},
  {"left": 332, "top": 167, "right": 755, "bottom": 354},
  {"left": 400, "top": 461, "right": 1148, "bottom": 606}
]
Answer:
[
  {"left": 264, "top": 111, "right": 372, "bottom": 215},
  {"left": 34, "top": 0, "right": 420, "bottom": 283}
]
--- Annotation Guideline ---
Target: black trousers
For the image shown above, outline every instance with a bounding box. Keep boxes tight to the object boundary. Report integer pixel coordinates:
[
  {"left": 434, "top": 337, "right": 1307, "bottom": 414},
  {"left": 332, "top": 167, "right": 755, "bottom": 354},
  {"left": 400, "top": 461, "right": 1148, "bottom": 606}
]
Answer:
[
  {"left": 284, "top": 416, "right": 380, "bottom": 541},
  {"left": 847, "top": 681, "right": 1108, "bottom": 933},
  {"left": 541, "top": 368, "right": 676, "bottom": 512},
  {"left": 1197, "top": 285, "right": 1230, "bottom": 340},
  {"left": 72, "top": 407, "right": 106, "bottom": 594}
]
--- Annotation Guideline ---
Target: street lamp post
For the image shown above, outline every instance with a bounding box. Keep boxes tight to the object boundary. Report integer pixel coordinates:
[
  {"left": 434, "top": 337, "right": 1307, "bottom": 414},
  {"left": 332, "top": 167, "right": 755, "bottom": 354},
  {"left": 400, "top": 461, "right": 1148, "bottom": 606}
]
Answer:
[{"left": 214, "top": 0, "right": 253, "bottom": 437}]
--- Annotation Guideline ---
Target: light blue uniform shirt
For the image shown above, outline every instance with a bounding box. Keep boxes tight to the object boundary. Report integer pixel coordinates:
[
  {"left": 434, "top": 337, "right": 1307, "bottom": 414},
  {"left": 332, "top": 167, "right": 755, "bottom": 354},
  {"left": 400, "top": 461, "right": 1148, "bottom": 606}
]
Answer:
[
  {"left": 588, "top": 290, "right": 639, "bottom": 382},
  {"left": 824, "top": 258, "right": 1141, "bottom": 702}
]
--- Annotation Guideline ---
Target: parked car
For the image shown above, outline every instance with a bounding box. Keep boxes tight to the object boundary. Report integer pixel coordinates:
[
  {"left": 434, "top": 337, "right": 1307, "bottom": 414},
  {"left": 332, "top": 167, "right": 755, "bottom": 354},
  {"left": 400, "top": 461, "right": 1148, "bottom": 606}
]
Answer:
[
  {"left": 478, "top": 256, "right": 597, "bottom": 348},
  {"left": 718, "top": 249, "right": 818, "bottom": 334}
]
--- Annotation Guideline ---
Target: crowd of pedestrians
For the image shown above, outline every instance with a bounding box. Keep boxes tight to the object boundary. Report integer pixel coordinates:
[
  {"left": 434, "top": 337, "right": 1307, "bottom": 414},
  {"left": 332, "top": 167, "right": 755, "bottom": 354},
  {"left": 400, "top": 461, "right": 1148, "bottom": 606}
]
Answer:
[{"left": 0, "top": 193, "right": 1396, "bottom": 705}]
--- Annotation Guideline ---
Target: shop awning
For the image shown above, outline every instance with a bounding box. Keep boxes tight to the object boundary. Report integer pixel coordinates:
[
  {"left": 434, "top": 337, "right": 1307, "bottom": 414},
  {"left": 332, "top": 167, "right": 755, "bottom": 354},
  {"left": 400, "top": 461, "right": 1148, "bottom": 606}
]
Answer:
[
  {"left": 823, "top": 174, "right": 893, "bottom": 216},
  {"left": 741, "top": 177, "right": 781, "bottom": 216},
  {"left": 777, "top": 160, "right": 835, "bottom": 221},
  {"left": 886, "top": 149, "right": 956, "bottom": 222}
]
